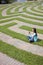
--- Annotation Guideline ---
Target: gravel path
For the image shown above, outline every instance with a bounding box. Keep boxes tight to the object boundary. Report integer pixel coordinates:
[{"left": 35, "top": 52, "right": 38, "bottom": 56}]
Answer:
[
  {"left": 9, "top": 20, "right": 43, "bottom": 40},
  {"left": 26, "top": 7, "right": 43, "bottom": 15},
  {"left": 0, "top": 32, "right": 43, "bottom": 56},
  {"left": 21, "top": 12, "right": 43, "bottom": 20},
  {"left": 18, "top": 15, "right": 43, "bottom": 23},
  {"left": 0, "top": 52, "right": 25, "bottom": 65},
  {"left": 0, "top": 3, "right": 43, "bottom": 65},
  {"left": 11, "top": 5, "right": 21, "bottom": 13},
  {"left": 0, "top": 20, "right": 43, "bottom": 40},
  {"left": 0, "top": 16, "right": 18, "bottom": 22},
  {"left": 34, "top": 6, "right": 43, "bottom": 13}
]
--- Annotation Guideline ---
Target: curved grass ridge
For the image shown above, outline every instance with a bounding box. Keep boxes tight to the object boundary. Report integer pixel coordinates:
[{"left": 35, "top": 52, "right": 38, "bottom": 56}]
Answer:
[{"left": 23, "top": 6, "right": 43, "bottom": 16}]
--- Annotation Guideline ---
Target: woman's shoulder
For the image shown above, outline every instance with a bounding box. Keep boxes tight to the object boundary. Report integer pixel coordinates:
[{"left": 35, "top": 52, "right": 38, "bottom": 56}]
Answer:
[{"left": 34, "top": 33, "right": 37, "bottom": 36}]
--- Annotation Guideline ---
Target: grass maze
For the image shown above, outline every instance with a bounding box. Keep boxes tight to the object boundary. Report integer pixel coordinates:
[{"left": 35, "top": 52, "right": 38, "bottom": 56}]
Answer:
[{"left": 0, "top": 1, "right": 43, "bottom": 65}]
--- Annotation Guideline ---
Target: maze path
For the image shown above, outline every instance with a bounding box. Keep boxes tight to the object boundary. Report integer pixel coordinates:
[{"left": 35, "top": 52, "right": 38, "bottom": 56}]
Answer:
[
  {"left": 0, "top": 32, "right": 43, "bottom": 56},
  {"left": 23, "top": 6, "right": 43, "bottom": 16},
  {"left": 0, "top": 19, "right": 43, "bottom": 39},
  {"left": 0, "top": 2, "right": 43, "bottom": 64},
  {"left": 11, "top": 5, "right": 22, "bottom": 13},
  {"left": 26, "top": 7, "right": 43, "bottom": 16},
  {"left": 0, "top": 2, "right": 43, "bottom": 44},
  {"left": 1, "top": 3, "right": 21, "bottom": 16},
  {"left": 27, "top": 7, "right": 43, "bottom": 14},
  {"left": 2, "top": 6, "right": 16, "bottom": 16},
  {"left": 0, "top": 52, "right": 25, "bottom": 65},
  {"left": 8, "top": 20, "right": 43, "bottom": 40},
  {"left": 20, "top": 12, "right": 43, "bottom": 19},
  {"left": 32, "top": 6, "right": 43, "bottom": 13},
  {"left": 0, "top": 16, "right": 15, "bottom": 22},
  {"left": 18, "top": 16, "right": 43, "bottom": 24}
]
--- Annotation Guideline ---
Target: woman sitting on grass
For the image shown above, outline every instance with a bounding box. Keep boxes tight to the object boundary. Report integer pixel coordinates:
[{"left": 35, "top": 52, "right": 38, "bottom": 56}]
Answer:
[{"left": 28, "top": 28, "right": 38, "bottom": 42}]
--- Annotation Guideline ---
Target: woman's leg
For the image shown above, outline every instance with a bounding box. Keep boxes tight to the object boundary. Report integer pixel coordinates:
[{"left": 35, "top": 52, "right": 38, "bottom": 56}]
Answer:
[{"left": 27, "top": 36, "right": 34, "bottom": 42}]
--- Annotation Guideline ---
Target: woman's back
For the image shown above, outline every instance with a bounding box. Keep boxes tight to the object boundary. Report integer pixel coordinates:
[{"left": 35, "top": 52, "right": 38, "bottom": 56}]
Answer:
[{"left": 33, "top": 33, "right": 38, "bottom": 42}]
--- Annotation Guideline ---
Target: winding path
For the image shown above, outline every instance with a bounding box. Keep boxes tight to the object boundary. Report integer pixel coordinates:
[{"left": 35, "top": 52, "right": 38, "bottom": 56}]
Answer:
[
  {"left": 0, "top": 52, "right": 25, "bottom": 65},
  {"left": 0, "top": 32, "right": 43, "bottom": 56},
  {"left": 0, "top": 2, "right": 43, "bottom": 65}
]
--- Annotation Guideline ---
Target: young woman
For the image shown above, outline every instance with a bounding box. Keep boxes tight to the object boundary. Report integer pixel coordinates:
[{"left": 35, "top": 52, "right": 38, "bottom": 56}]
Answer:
[{"left": 28, "top": 28, "right": 38, "bottom": 42}]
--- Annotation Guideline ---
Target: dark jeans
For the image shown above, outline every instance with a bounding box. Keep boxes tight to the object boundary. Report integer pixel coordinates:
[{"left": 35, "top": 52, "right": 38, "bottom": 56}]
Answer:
[{"left": 27, "top": 36, "right": 34, "bottom": 42}]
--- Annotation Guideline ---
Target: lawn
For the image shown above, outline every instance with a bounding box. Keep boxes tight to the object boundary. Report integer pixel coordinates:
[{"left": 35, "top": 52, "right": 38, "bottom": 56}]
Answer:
[
  {"left": 0, "top": 1, "right": 43, "bottom": 65},
  {"left": 0, "top": 40, "right": 43, "bottom": 65}
]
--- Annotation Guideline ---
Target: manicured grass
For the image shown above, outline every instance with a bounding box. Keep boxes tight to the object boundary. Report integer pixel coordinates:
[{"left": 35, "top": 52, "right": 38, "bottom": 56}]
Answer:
[
  {"left": 31, "top": 7, "right": 43, "bottom": 13},
  {"left": 0, "top": 13, "right": 20, "bottom": 20},
  {"left": 0, "top": 23, "right": 43, "bottom": 46},
  {"left": 16, "top": 18, "right": 43, "bottom": 26},
  {"left": 0, "top": 8, "right": 5, "bottom": 18},
  {"left": 20, "top": 14, "right": 43, "bottom": 21},
  {"left": 38, "top": 6, "right": 43, "bottom": 10},
  {"left": 0, "top": 27, "right": 28, "bottom": 43},
  {"left": 0, "top": 4, "right": 20, "bottom": 19},
  {"left": 0, "top": 22, "right": 17, "bottom": 28},
  {"left": 0, "top": 17, "right": 16, "bottom": 23},
  {"left": 0, "top": 12, "right": 16, "bottom": 19},
  {"left": 7, "top": 5, "right": 17, "bottom": 14},
  {"left": 23, "top": 7, "right": 43, "bottom": 16},
  {"left": 20, "top": 25, "right": 43, "bottom": 34},
  {"left": 0, "top": 2, "right": 43, "bottom": 65},
  {"left": 1, "top": 16, "right": 43, "bottom": 27},
  {"left": 0, "top": 2, "right": 43, "bottom": 46},
  {"left": 0, "top": 5, "right": 11, "bottom": 19},
  {"left": 0, "top": 22, "right": 28, "bottom": 42},
  {"left": 0, "top": 40, "right": 43, "bottom": 65}
]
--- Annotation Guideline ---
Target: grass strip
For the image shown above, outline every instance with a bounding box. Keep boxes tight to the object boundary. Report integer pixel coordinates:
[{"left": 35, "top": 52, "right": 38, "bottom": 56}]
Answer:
[
  {"left": 0, "top": 40, "right": 43, "bottom": 65},
  {"left": 16, "top": 18, "right": 43, "bottom": 26},
  {"left": 20, "top": 25, "right": 43, "bottom": 34},
  {"left": 0, "top": 23, "right": 43, "bottom": 46},
  {"left": 0, "top": 18, "right": 16, "bottom": 23},
  {"left": 23, "top": 7, "right": 43, "bottom": 17},
  {"left": 31, "top": 7, "right": 43, "bottom": 13},
  {"left": 20, "top": 14, "right": 43, "bottom": 21}
]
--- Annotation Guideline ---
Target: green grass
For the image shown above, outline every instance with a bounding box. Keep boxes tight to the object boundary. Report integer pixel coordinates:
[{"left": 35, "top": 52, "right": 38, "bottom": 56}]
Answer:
[
  {"left": 0, "top": 40, "right": 43, "bottom": 65},
  {"left": 0, "top": 15, "right": 43, "bottom": 26},
  {"left": 38, "top": 6, "right": 43, "bottom": 10},
  {"left": 0, "top": 12, "right": 16, "bottom": 19},
  {"left": 0, "top": 23, "right": 43, "bottom": 46},
  {"left": 7, "top": 5, "right": 17, "bottom": 14},
  {"left": 1, "top": 16, "right": 43, "bottom": 27},
  {"left": 0, "top": 2, "right": 43, "bottom": 46},
  {"left": 16, "top": 18, "right": 43, "bottom": 26},
  {"left": 0, "top": 23, "right": 28, "bottom": 42},
  {"left": 0, "top": 5, "right": 11, "bottom": 19},
  {"left": 0, "top": 17, "right": 16, "bottom": 23},
  {"left": 31, "top": 7, "right": 43, "bottom": 13},
  {"left": 23, "top": 7, "right": 43, "bottom": 17},
  {"left": 20, "top": 25, "right": 43, "bottom": 34},
  {"left": 20, "top": 14, "right": 43, "bottom": 21},
  {"left": 20, "top": 26, "right": 43, "bottom": 46},
  {"left": 0, "top": 27, "right": 28, "bottom": 43},
  {"left": 0, "top": 4, "right": 20, "bottom": 19},
  {"left": 0, "top": 2, "right": 43, "bottom": 65},
  {"left": 0, "top": 22, "right": 17, "bottom": 28}
]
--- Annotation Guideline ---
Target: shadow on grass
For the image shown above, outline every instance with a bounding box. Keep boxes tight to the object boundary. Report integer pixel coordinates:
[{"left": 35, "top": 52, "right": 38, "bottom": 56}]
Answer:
[
  {"left": 37, "top": 39, "right": 41, "bottom": 42},
  {"left": 28, "top": 39, "right": 42, "bottom": 44}
]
